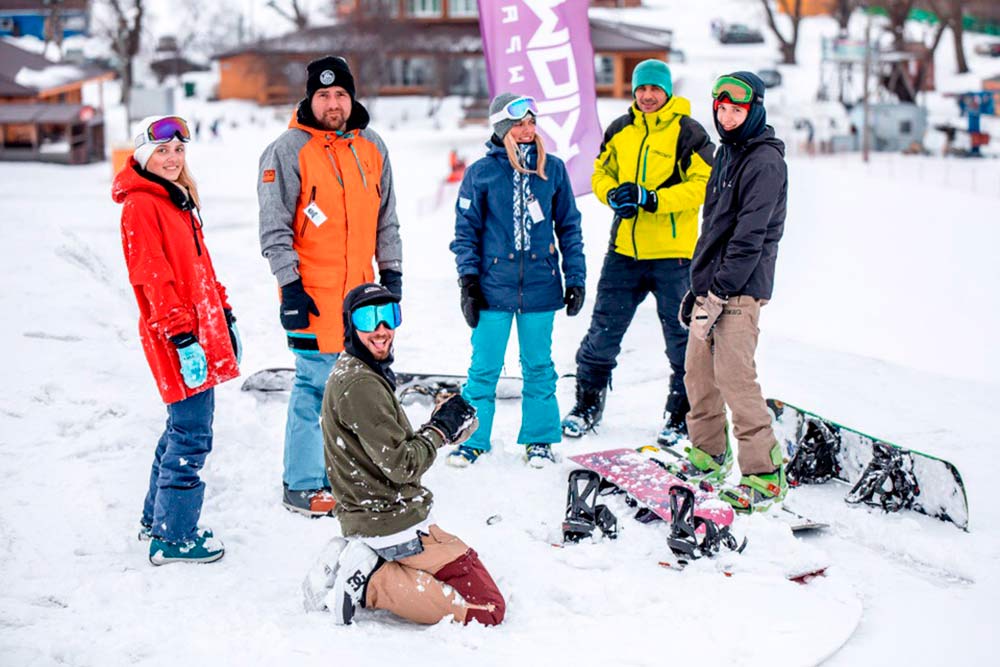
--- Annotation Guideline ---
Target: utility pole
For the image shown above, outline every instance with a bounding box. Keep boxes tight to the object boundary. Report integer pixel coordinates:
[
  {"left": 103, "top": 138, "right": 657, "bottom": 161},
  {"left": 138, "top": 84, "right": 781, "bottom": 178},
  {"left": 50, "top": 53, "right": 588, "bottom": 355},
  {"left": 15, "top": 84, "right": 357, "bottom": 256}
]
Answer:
[{"left": 862, "top": 11, "right": 872, "bottom": 164}]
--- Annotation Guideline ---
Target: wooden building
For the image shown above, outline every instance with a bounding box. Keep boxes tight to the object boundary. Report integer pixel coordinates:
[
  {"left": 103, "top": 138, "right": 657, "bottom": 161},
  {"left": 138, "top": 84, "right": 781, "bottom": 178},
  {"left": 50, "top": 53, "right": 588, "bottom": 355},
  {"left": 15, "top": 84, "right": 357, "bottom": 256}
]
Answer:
[
  {"left": 216, "top": 2, "right": 672, "bottom": 105},
  {"left": 0, "top": 40, "right": 113, "bottom": 105}
]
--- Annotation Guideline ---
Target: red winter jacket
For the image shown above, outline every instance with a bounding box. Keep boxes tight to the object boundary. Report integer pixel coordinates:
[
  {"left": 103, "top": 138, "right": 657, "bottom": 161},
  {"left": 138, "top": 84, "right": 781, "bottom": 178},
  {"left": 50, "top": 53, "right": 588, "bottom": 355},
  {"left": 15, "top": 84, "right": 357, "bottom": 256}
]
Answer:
[{"left": 113, "top": 160, "right": 239, "bottom": 404}]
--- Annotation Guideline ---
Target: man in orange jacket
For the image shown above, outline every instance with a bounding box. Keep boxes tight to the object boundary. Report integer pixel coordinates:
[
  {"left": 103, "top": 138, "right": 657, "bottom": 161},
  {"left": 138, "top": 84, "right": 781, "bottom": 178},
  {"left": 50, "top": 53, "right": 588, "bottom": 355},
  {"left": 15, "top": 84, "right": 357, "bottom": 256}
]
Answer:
[{"left": 258, "top": 56, "right": 403, "bottom": 517}]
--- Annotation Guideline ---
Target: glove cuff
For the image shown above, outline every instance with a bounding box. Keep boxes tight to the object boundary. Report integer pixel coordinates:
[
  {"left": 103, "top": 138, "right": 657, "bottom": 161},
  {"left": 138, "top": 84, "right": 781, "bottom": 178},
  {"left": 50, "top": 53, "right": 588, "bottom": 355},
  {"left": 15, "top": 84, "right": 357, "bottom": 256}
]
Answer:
[
  {"left": 170, "top": 332, "right": 198, "bottom": 348},
  {"left": 459, "top": 274, "right": 480, "bottom": 288}
]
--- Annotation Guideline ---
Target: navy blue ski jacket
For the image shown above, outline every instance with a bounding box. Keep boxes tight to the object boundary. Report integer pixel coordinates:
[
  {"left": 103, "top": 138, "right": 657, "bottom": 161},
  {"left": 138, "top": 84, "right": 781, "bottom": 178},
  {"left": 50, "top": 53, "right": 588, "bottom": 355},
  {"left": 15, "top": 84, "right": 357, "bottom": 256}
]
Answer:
[{"left": 451, "top": 141, "right": 586, "bottom": 313}]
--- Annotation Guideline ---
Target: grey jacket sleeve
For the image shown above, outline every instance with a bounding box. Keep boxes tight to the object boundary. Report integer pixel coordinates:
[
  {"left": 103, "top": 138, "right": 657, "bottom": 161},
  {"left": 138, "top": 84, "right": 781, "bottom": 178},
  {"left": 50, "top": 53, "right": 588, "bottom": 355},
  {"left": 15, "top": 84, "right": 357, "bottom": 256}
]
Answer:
[
  {"left": 362, "top": 128, "right": 402, "bottom": 274},
  {"left": 258, "top": 130, "right": 309, "bottom": 287}
]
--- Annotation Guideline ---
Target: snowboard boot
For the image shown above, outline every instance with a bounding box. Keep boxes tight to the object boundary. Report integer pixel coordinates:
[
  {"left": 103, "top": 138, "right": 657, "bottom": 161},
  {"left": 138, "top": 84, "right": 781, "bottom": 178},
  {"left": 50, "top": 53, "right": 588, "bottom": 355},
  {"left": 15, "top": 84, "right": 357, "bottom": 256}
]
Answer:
[
  {"left": 656, "top": 391, "right": 690, "bottom": 446},
  {"left": 331, "top": 540, "right": 382, "bottom": 625},
  {"left": 282, "top": 483, "right": 337, "bottom": 518},
  {"left": 561, "top": 383, "right": 607, "bottom": 437},
  {"left": 149, "top": 530, "right": 224, "bottom": 565},
  {"left": 525, "top": 443, "right": 557, "bottom": 468},
  {"left": 720, "top": 445, "right": 789, "bottom": 513},
  {"left": 302, "top": 536, "right": 349, "bottom": 612},
  {"left": 139, "top": 522, "right": 212, "bottom": 543},
  {"left": 447, "top": 445, "right": 485, "bottom": 468},
  {"left": 666, "top": 435, "right": 734, "bottom": 486}
]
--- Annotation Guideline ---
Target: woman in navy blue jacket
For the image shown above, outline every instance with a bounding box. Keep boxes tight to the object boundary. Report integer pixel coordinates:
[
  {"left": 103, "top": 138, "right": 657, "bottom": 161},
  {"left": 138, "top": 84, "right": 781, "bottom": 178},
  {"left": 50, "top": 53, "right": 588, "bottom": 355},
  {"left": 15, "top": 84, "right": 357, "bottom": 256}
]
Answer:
[{"left": 449, "top": 92, "right": 586, "bottom": 467}]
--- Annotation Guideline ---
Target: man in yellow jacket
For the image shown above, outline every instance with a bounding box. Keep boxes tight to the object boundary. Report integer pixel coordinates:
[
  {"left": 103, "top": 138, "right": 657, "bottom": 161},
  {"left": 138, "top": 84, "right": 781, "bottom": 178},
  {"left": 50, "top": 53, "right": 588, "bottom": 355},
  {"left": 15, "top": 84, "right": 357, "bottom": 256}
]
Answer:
[{"left": 563, "top": 60, "right": 714, "bottom": 443}]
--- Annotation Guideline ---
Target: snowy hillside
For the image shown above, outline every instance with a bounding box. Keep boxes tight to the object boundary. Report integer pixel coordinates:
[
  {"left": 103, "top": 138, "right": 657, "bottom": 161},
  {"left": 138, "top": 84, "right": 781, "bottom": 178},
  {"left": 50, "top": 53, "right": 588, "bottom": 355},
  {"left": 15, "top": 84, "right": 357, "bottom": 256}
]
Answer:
[{"left": 3, "top": 1, "right": 1000, "bottom": 664}]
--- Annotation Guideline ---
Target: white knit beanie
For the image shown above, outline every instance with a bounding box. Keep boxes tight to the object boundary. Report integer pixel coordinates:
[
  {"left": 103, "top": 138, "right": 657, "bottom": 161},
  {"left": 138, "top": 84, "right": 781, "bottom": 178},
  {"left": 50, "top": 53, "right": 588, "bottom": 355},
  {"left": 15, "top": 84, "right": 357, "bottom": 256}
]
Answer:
[{"left": 133, "top": 115, "right": 180, "bottom": 169}]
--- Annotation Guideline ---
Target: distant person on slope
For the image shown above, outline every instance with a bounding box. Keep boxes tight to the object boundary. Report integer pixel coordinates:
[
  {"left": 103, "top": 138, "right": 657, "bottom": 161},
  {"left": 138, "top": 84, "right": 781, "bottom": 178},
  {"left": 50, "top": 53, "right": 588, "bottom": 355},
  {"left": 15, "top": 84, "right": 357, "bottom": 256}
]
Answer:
[
  {"left": 257, "top": 55, "right": 403, "bottom": 517},
  {"left": 449, "top": 92, "right": 586, "bottom": 468},
  {"left": 562, "top": 59, "right": 715, "bottom": 445},
  {"left": 301, "top": 283, "right": 505, "bottom": 627},
  {"left": 113, "top": 115, "right": 241, "bottom": 565},
  {"left": 672, "top": 72, "right": 789, "bottom": 513}
]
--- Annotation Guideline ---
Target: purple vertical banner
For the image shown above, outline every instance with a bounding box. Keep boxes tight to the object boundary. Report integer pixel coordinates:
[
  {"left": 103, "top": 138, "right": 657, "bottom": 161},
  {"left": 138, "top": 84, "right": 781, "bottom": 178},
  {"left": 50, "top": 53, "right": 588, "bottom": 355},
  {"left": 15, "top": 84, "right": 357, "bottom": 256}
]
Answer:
[{"left": 477, "top": 0, "right": 601, "bottom": 196}]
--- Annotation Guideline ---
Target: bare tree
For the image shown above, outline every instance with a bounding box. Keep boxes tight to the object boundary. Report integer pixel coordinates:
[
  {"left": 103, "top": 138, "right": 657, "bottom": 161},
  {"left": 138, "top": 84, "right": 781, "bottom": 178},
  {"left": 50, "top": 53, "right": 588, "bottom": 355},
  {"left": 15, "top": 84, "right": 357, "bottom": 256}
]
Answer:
[
  {"left": 936, "top": 0, "right": 970, "bottom": 73},
  {"left": 266, "top": 0, "right": 310, "bottom": 30},
  {"left": 832, "top": 0, "right": 861, "bottom": 31},
  {"left": 174, "top": 0, "right": 246, "bottom": 57},
  {"left": 760, "top": 0, "right": 805, "bottom": 64},
  {"left": 96, "top": 0, "right": 146, "bottom": 116},
  {"left": 884, "top": 0, "right": 916, "bottom": 50}
]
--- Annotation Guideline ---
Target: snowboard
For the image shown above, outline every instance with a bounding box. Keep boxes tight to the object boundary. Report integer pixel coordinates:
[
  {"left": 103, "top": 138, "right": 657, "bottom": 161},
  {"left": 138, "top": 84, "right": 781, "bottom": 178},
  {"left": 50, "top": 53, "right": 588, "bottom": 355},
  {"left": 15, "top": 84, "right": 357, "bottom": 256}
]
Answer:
[
  {"left": 240, "top": 367, "right": 523, "bottom": 402},
  {"left": 568, "top": 448, "right": 735, "bottom": 528},
  {"left": 768, "top": 398, "right": 969, "bottom": 530}
]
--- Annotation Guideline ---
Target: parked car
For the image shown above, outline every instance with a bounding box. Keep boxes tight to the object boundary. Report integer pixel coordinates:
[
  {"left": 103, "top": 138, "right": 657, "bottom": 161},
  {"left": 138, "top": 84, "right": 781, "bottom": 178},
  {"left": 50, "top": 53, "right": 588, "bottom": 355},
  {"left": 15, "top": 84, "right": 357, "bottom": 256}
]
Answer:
[
  {"left": 719, "top": 24, "right": 765, "bottom": 45},
  {"left": 973, "top": 42, "right": 1000, "bottom": 57},
  {"left": 758, "top": 69, "right": 782, "bottom": 88}
]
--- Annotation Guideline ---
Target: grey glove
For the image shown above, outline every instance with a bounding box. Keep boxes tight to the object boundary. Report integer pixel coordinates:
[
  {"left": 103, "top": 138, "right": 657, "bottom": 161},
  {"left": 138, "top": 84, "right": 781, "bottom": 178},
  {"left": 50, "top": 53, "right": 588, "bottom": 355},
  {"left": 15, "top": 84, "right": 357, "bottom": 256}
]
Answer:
[{"left": 690, "top": 292, "right": 727, "bottom": 341}]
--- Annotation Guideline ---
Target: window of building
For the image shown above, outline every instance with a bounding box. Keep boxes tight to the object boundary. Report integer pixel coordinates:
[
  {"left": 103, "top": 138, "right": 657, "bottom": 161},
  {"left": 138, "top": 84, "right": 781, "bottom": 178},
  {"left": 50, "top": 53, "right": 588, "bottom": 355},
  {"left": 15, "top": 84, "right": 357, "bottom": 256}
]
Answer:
[
  {"left": 448, "top": 0, "right": 478, "bottom": 17},
  {"left": 594, "top": 55, "right": 614, "bottom": 85},
  {"left": 363, "top": 0, "right": 400, "bottom": 17},
  {"left": 407, "top": 0, "right": 442, "bottom": 18},
  {"left": 447, "top": 57, "right": 488, "bottom": 96},
  {"left": 387, "top": 57, "right": 436, "bottom": 87}
]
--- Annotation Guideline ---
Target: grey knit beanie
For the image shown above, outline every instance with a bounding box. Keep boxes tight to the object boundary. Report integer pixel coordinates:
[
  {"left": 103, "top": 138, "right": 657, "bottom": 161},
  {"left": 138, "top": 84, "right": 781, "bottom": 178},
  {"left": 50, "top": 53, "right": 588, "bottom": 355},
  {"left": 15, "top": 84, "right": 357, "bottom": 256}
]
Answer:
[{"left": 490, "top": 92, "right": 529, "bottom": 141}]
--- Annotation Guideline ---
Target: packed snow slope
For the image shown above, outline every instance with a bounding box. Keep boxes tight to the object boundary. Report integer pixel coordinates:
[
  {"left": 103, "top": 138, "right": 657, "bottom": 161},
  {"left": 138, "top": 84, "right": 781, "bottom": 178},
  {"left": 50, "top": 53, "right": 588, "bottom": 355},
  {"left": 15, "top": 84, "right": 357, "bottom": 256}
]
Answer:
[{"left": 3, "top": 1, "right": 1000, "bottom": 664}]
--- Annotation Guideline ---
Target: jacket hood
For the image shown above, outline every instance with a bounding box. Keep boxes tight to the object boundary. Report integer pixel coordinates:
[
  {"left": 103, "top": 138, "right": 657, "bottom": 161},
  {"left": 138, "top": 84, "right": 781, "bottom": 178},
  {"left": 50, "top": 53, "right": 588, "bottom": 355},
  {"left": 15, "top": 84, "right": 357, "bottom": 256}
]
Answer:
[
  {"left": 714, "top": 71, "right": 768, "bottom": 145},
  {"left": 292, "top": 96, "right": 371, "bottom": 135},
  {"left": 112, "top": 159, "right": 193, "bottom": 210},
  {"left": 341, "top": 282, "right": 399, "bottom": 388},
  {"left": 743, "top": 126, "right": 785, "bottom": 156}
]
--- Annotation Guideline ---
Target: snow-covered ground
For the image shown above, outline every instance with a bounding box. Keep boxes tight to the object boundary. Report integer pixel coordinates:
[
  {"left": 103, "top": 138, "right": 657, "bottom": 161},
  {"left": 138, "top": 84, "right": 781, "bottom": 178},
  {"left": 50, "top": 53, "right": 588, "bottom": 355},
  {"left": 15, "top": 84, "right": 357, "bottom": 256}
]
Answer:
[{"left": 3, "top": 1, "right": 1000, "bottom": 665}]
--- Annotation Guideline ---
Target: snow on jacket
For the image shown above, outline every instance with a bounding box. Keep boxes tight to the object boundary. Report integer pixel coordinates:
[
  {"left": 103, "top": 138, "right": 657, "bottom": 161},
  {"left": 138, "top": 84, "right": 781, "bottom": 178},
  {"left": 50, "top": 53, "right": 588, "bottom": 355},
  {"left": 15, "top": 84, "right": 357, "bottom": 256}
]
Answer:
[
  {"left": 450, "top": 141, "right": 585, "bottom": 313},
  {"left": 593, "top": 96, "right": 715, "bottom": 260},
  {"left": 113, "top": 160, "right": 239, "bottom": 404},
  {"left": 321, "top": 353, "right": 445, "bottom": 538},
  {"left": 257, "top": 102, "right": 402, "bottom": 353},
  {"left": 690, "top": 127, "right": 787, "bottom": 300}
]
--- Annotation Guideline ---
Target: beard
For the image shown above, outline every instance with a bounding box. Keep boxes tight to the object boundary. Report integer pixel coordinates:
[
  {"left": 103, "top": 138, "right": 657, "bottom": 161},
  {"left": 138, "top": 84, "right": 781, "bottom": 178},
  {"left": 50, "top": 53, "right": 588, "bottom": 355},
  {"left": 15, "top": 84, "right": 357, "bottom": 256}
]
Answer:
[{"left": 318, "top": 109, "right": 347, "bottom": 132}]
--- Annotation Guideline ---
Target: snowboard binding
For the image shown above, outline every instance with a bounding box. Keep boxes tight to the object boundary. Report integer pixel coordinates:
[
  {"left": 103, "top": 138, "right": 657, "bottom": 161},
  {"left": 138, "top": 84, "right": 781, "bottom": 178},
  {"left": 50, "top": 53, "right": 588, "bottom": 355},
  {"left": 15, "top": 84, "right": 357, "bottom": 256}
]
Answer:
[
  {"left": 667, "top": 486, "right": 746, "bottom": 563},
  {"left": 786, "top": 416, "right": 842, "bottom": 485},
  {"left": 846, "top": 441, "right": 920, "bottom": 513},
  {"left": 562, "top": 470, "right": 619, "bottom": 543}
]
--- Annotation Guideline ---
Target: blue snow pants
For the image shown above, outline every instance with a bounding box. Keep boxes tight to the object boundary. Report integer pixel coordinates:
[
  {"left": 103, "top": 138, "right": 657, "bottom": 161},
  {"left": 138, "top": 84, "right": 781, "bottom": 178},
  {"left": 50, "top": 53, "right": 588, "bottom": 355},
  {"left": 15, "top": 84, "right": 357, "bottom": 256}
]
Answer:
[
  {"left": 462, "top": 310, "right": 561, "bottom": 451},
  {"left": 284, "top": 351, "right": 338, "bottom": 491},
  {"left": 575, "top": 253, "right": 690, "bottom": 394},
  {"left": 142, "top": 388, "right": 214, "bottom": 543}
]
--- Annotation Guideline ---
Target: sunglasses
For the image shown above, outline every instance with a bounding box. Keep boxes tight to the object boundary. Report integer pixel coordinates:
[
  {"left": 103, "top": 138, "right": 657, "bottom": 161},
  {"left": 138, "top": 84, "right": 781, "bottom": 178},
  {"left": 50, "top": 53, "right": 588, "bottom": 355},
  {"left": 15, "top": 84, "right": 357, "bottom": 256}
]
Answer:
[
  {"left": 489, "top": 96, "right": 539, "bottom": 125},
  {"left": 136, "top": 116, "right": 191, "bottom": 148},
  {"left": 351, "top": 302, "right": 402, "bottom": 333},
  {"left": 711, "top": 76, "right": 756, "bottom": 105}
]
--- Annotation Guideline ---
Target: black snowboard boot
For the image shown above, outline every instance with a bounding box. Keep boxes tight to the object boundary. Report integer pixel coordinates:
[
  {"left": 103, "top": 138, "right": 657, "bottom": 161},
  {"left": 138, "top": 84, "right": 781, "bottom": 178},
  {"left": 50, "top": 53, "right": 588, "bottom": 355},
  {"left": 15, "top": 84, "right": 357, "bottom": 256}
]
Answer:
[
  {"left": 561, "top": 382, "right": 607, "bottom": 437},
  {"left": 657, "top": 391, "right": 690, "bottom": 446}
]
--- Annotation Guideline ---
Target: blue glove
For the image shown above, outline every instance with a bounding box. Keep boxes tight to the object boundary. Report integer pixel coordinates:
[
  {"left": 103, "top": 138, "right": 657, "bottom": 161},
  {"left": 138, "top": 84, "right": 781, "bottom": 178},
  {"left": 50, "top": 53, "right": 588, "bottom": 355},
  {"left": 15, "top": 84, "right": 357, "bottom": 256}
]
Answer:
[
  {"left": 224, "top": 309, "right": 242, "bottom": 365},
  {"left": 610, "top": 183, "right": 658, "bottom": 214},
  {"left": 171, "top": 333, "right": 208, "bottom": 389},
  {"left": 607, "top": 185, "right": 637, "bottom": 219}
]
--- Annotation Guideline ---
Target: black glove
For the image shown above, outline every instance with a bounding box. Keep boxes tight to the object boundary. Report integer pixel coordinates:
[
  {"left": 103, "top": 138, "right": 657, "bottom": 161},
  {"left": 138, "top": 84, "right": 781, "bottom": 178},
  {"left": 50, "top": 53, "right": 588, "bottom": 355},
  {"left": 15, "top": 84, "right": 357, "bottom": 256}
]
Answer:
[
  {"left": 426, "top": 394, "right": 478, "bottom": 445},
  {"left": 606, "top": 185, "right": 638, "bottom": 219},
  {"left": 459, "top": 274, "right": 487, "bottom": 328},
  {"left": 564, "top": 285, "right": 585, "bottom": 317},
  {"left": 224, "top": 309, "right": 242, "bottom": 364},
  {"left": 379, "top": 269, "right": 403, "bottom": 298},
  {"left": 279, "top": 279, "right": 320, "bottom": 331},
  {"left": 678, "top": 290, "right": 696, "bottom": 330},
  {"left": 611, "top": 182, "right": 657, "bottom": 213}
]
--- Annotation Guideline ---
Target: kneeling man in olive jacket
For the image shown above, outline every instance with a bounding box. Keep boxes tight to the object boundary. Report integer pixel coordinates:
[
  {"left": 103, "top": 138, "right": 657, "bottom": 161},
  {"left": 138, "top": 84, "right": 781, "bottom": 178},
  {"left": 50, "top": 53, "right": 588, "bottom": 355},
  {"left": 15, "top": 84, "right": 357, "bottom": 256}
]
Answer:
[{"left": 302, "top": 282, "right": 506, "bottom": 627}]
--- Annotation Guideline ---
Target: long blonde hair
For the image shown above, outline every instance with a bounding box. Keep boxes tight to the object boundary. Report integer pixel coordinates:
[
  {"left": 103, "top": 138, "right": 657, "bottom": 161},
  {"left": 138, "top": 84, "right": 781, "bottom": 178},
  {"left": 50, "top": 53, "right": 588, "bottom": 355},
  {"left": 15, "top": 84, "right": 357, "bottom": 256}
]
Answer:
[
  {"left": 503, "top": 131, "right": 548, "bottom": 181},
  {"left": 175, "top": 162, "right": 202, "bottom": 210}
]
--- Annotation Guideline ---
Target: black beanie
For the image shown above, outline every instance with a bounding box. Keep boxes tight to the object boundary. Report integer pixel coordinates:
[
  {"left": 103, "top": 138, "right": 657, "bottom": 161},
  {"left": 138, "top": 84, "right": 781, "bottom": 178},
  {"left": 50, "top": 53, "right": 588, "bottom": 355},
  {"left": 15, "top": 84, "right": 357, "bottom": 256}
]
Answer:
[{"left": 306, "top": 56, "right": 355, "bottom": 100}]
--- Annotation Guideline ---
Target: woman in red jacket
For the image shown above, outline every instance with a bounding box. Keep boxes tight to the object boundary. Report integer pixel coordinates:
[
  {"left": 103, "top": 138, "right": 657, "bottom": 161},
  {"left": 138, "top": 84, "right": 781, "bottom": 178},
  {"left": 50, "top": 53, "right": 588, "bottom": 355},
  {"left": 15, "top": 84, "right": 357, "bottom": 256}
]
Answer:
[{"left": 112, "top": 116, "right": 240, "bottom": 565}]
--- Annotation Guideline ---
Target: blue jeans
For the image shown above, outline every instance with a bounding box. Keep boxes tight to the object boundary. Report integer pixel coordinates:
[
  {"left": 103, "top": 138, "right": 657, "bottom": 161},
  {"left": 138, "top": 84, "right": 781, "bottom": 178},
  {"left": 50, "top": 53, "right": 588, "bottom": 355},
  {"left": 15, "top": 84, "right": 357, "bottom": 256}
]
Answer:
[
  {"left": 284, "top": 352, "right": 338, "bottom": 490},
  {"left": 462, "top": 310, "right": 561, "bottom": 451},
  {"left": 575, "top": 253, "right": 690, "bottom": 394},
  {"left": 141, "top": 389, "right": 214, "bottom": 542}
]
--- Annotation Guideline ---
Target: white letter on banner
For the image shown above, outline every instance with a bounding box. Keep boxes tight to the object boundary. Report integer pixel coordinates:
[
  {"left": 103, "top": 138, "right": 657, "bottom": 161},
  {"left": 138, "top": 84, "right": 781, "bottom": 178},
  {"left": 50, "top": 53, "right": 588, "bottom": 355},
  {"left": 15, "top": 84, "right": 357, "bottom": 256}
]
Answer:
[
  {"left": 539, "top": 110, "right": 581, "bottom": 161},
  {"left": 506, "top": 36, "right": 522, "bottom": 54},
  {"left": 527, "top": 42, "right": 578, "bottom": 99},
  {"left": 501, "top": 5, "right": 519, "bottom": 23},
  {"left": 524, "top": 0, "right": 568, "bottom": 48},
  {"left": 508, "top": 65, "right": 526, "bottom": 84}
]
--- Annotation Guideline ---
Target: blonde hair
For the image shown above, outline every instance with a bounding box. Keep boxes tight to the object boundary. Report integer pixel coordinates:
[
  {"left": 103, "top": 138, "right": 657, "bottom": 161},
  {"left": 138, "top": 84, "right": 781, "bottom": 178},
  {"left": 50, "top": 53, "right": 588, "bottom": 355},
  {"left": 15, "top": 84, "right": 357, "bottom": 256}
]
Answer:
[
  {"left": 175, "top": 162, "right": 202, "bottom": 210},
  {"left": 503, "top": 131, "right": 548, "bottom": 181}
]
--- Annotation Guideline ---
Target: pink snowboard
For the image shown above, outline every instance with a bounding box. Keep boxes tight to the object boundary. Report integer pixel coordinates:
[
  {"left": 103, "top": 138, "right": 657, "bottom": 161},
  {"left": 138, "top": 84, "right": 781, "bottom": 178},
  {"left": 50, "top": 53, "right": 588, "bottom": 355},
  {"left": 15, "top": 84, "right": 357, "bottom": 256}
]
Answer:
[{"left": 569, "top": 448, "right": 735, "bottom": 527}]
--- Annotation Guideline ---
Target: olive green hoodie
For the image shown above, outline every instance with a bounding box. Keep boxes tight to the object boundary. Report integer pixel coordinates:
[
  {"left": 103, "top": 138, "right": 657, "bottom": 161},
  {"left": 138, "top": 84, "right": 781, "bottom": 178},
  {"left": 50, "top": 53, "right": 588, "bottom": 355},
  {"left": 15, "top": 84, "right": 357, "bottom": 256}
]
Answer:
[{"left": 322, "top": 354, "right": 445, "bottom": 537}]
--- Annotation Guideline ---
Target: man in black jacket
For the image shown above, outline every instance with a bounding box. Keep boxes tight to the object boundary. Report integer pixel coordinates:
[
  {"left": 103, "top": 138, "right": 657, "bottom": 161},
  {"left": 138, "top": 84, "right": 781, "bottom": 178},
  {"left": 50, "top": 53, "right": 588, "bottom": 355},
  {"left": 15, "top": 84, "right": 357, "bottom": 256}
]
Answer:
[{"left": 673, "top": 72, "right": 788, "bottom": 513}]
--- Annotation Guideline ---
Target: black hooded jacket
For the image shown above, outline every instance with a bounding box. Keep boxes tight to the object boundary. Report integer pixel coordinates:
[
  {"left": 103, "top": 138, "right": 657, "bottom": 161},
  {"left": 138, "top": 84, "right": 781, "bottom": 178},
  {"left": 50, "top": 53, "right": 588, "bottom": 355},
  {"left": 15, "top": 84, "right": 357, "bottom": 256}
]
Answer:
[{"left": 690, "top": 127, "right": 787, "bottom": 300}]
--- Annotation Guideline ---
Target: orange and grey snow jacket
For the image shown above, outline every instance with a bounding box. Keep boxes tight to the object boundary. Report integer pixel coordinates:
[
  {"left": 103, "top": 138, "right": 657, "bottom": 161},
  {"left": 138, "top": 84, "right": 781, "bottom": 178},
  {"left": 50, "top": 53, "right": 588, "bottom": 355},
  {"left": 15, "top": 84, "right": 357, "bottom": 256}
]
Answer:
[
  {"left": 593, "top": 96, "right": 714, "bottom": 260},
  {"left": 258, "top": 101, "right": 401, "bottom": 353}
]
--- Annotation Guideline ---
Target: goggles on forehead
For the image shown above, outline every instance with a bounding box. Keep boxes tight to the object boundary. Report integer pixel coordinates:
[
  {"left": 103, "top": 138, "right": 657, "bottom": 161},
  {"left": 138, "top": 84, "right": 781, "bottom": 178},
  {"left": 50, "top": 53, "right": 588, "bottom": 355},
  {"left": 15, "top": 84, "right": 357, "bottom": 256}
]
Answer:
[
  {"left": 136, "top": 116, "right": 191, "bottom": 148},
  {"left": 489, "top": 96, "right": 538, "bottom": 125},
  {"left": 351, "top": 302, "right": 402, "bottom": 333},
  {"left": 711, "top": 76, "right": 756, "bottom": 105}
]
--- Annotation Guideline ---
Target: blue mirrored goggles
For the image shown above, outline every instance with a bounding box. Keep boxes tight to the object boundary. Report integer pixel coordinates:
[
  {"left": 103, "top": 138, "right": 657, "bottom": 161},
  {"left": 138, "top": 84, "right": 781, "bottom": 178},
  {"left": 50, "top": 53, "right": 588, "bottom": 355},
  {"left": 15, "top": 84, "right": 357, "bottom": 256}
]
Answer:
[
  {"left": 488, "top": 96, "right": 538, "bottom": 125},
  {"left": 351, "top": 302, "right": 402, "bottom": 332}
]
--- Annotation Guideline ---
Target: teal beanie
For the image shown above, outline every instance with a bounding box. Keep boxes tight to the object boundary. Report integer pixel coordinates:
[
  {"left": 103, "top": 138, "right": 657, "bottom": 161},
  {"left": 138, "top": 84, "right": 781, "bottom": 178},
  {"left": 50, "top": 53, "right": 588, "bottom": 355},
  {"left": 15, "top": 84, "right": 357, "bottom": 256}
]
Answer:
[{"left": 631, "top": 59, "right": 673, "bottom": 97}]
